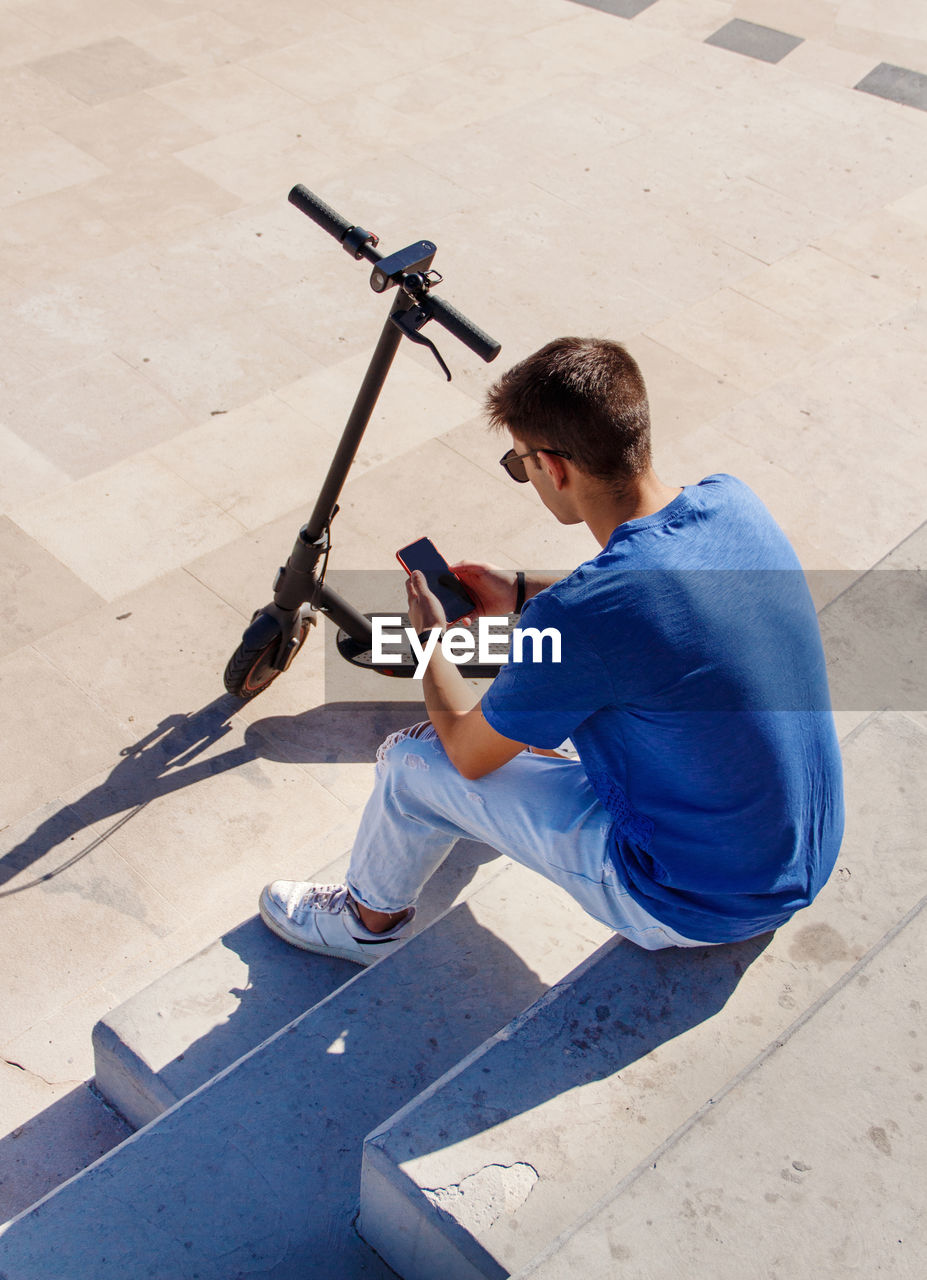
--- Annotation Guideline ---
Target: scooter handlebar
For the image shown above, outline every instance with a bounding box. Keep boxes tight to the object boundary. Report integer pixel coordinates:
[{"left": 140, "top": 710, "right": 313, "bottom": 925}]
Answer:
[
  {"left": 426, "top": 294, "right": 501, "bottom": 363},
  {"left": 288, "top": 183, "right": 501, "bottom": 363},
  {"left": 288, "top": 184, "right": 355, "bottom": 244}
]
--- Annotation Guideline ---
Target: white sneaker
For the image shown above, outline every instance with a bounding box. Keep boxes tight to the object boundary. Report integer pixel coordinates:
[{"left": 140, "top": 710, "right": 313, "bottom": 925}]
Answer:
[{"left": 258, "top": 881, "right": 414, "bottom": 966}]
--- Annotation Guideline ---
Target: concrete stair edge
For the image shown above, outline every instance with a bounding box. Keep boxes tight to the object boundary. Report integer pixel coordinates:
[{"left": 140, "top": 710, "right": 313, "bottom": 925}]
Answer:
[
  {"left": 355, "top": 709, "right": 927, "bottom": 1280},
  {"left": 0, "top": 861, "right": 614, "bottom": 1274},
  {"left": 510, "top": 895, "right": 927, "bottom": 1280},
  {"left": 359, "top": 936, "right": 625, "bottom": 1280},
  {"left": 91, "top": 841, "right": 512, "bottom": 1130},
  {"left": 91, "top": 1019, "right": 181, "bottom": 1131}
]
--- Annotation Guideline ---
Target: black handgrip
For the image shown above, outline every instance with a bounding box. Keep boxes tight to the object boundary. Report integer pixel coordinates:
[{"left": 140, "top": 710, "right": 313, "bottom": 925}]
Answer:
[
  {"left": 288, "top": 184, "right": 353, "bottom": 243},
  {"left": 426, "top": 294, "right": 501, "bottom": 364},
  {"left": 289, "top": 183, "right": 501, "bottom": 363}
]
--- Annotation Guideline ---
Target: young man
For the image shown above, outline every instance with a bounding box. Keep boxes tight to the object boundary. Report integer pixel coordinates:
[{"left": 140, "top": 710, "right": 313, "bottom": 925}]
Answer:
[{"left": 260, "top": 338, "right": 844, "bottom": 961}]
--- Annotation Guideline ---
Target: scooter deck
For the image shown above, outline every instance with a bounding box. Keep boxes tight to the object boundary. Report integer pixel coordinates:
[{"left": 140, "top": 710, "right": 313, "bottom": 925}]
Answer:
[{"left": 336, "top": 615, "right": 518, "bottom": 680}]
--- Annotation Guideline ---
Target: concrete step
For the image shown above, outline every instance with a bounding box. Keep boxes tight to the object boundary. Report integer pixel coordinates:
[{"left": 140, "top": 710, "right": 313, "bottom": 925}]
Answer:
[
  {"left": 357, "top": 710, "right": 927, "bottom": 1279},
  {"left": 516, "top": 898, "right": 927, "bottom": 1279},
  {"left": 92, "top": 839, "right": 509, "bottom": 1129},
  {"left": 0, "top": 859, "right": 612, "bottom": 1277}
]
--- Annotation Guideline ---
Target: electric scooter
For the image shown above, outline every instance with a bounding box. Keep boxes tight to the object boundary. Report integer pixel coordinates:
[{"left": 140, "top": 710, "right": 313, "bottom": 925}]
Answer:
[{"left": 223, "top": 184, "right": 503, "bottom": 701}]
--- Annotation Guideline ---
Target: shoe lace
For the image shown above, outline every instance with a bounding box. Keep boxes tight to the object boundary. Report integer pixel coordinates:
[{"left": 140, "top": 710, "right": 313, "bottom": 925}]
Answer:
[{"left": 296, "top": 883, "right": 348, "bottom": 919}]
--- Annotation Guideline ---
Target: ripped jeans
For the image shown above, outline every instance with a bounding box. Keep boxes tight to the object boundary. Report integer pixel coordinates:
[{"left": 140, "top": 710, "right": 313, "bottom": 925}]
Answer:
[{"left": 346, "top": 722, "right": 709, "bottom": 952}]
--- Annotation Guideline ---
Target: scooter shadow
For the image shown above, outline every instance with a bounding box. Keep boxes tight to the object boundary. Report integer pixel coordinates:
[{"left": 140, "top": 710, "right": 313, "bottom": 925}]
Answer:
[
  {"left": 245, "top": 698, "right": 432, "bottom": 765},
  {"left": 0, "top": 696, "right": 250, "bottom": 894},
  {"left": 0, "top": 696, "right": 427, "bottom": 894}
]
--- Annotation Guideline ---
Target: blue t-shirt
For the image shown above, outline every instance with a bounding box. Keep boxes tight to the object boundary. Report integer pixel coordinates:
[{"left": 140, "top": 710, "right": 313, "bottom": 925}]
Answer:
[{"left": 481, "top": 474, "right": 845, "bottom": 944}]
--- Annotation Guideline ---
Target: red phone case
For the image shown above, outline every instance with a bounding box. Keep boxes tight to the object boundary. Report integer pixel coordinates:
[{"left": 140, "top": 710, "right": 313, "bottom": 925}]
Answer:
[{"left": 396, "top": 538, "right": 473, "bottom": 624}]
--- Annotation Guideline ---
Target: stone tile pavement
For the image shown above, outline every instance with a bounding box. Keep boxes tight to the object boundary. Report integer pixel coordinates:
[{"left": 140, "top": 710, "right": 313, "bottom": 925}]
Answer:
[{"left": 0, "top": 0, "right": 925, "bottom": 1239}]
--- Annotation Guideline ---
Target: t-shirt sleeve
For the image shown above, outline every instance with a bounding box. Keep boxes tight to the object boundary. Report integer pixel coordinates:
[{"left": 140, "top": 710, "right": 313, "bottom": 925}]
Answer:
[{"left": 480, "top": 592, "right": 609, "bottom": 748}]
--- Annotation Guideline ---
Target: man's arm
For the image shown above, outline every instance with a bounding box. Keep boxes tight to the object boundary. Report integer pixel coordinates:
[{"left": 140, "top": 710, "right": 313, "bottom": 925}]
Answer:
[
  {"left": 420, "top": 632, "right": 527, "bottom": 779},
  {"left": 405, "top": 572, "right": 527, "bottom": 780}
]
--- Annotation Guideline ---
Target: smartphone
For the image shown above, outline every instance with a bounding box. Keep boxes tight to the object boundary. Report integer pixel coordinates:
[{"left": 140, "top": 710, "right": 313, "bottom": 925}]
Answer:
[{"left": 396, "top": 537, "right": 476, "bottom": 625}]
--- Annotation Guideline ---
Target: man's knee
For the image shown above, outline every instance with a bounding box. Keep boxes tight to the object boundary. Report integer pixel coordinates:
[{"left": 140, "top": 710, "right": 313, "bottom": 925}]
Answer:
[{"left": 375, "top": 721, "right": 440, "bottom": 778}]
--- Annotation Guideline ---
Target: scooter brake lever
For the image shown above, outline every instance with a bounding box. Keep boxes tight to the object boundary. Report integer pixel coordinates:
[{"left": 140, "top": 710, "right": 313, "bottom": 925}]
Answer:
[{"left": 390, "top": 306, "right": 452, "bottom": 381}]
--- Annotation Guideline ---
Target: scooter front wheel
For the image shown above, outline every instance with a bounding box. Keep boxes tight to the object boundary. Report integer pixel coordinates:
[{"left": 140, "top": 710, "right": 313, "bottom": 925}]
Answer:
[{"left": 223, "top": 613, "right": 313, "bottom": 701}]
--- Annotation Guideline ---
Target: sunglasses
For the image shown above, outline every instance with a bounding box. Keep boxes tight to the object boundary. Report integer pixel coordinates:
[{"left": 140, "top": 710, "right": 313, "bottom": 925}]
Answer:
[{"left": 499, "top": 446, "right": 573, "bottom": 483}]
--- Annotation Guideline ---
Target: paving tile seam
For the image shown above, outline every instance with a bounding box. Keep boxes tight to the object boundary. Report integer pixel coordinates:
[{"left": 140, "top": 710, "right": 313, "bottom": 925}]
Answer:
[
  {"left": 898, "top": 708, "right": 927, "bottom": 737},
  {"left": 812, "top": 564, "right": 884, "bottom": 618},
  {"left": 725, "top": 259, "right": 917, "bottom": 334},
  {"left": 812, "top": 522, "right": 927, "bottom": 615},
  {"left": 740, "top": 169, "right": 909, "bottom": 229},
  {"left": 179, "top": 563, "right": 254, "bottom": 622},
  {"left": 646, "top": 207, "right": 839, "bottom": 275},
  {"left": 875, "top": 516, "right": 927, "bottom": 563},
  {"left": 835, "top": 710, "right": 882, "bottom": 746},
  {"left": 234, "top": 26, "right": 527, "bottom": 113},
  {"left": 147, "top": 448, "right": 260, "bottom": 524},
  {"left": 5, "top": 806, "right": 181, "bottom": 937},
  {"left": 640, "top": 25, "right": 927, "bottom": 111},
  {"left": 877, "top": 202, "right": 927, "bottom": 236},
  {"left": 796, "top": 267, "right": 927, "bottom": 361},
  {"left": 564, "top": 0, "right": 656, "bottom": 23},
  {"left": 682, "top": 297, "right": 922, "bottom": 414},
  {"left": 526, "top": 177, "right": 775, "bottom": 284},
  {"left": 106, "top": 349, "right": 209, "bottom": 427},
  {"left": 230, "top": 718, "right": 366, "bottom": 805},
  {"left": 15, "top": 642, "right": 131, "bottom": 741},
  {"left": 12, "top": 481, "right": 253, "bottom": 606},
  {"left": 73, "top": 815, "right": 189, "bottom": 928},
  {"left": 0, "top": 801, "right": 137, "bottom": 908},
  {"left": 515, "top": 887, "right": 927, "bottom": 1276},
  {"left": 738, "top": 170, "right": 843, "bottom": 223}
]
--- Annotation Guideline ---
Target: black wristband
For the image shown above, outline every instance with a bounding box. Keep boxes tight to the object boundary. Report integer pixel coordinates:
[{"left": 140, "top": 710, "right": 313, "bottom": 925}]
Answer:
[
  {"left": 514, "top": 570, "right": 526, "bottom": 615},
  {"left": 416, "top": 627, "right": 444, "bottom": 646}
]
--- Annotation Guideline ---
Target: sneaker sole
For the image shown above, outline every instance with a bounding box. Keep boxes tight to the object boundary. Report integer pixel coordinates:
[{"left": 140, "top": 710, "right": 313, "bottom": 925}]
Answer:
[{"left": 258, "top": 889, "right": 385, "bottom": 967}]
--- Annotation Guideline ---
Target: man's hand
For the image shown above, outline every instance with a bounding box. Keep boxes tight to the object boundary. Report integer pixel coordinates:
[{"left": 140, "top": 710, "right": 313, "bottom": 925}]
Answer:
[
  {"left": 451, "top": 563, "right": 564, "bottom": 617},
  {"left": 405, "top": 570, "right": 447, "bottom": 634},
  {"left": 450, "top": 561, "right": 517, "bottom": 617},
  {"left": 402, "top": 570, "right": 527, "bottom": 781}
]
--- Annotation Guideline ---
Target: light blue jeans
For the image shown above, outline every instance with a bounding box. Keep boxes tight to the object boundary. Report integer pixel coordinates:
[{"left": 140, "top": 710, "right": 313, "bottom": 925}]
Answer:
[{"left": 346, "top": 722, "right": 710, "bottom": 951}]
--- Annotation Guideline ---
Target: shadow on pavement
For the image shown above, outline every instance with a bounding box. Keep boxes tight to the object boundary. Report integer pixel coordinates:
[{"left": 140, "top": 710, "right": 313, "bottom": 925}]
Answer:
[
  {"left": 0, "top": 926, "right": 773, "bottom": 1275},
  {"left": 0, "top": 1082, "right": 131, "bottom": 1224},
  {"left": 0, "top": 697, "right": 426, "bottom": 896}
]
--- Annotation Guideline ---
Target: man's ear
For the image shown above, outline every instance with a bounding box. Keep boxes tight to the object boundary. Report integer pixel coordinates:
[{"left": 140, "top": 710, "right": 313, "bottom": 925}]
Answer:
[{"left": 538, "top": 450, "right": 569, "bottom": 490}]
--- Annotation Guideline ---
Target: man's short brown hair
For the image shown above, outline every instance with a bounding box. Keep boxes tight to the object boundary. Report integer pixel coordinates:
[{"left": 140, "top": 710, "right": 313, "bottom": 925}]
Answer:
[{"left": 485, "top": 337, "right": 651, "bottom": 483}]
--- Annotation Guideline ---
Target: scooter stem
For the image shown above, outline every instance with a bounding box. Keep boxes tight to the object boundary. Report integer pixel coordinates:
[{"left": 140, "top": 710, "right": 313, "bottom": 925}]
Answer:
[
  {"left": 267, "top": 294, "right": 414, "bottom": 646},
  {"left": 305, "top": 295, "right": 412, "bottom": 541}
]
